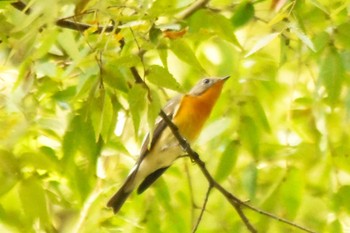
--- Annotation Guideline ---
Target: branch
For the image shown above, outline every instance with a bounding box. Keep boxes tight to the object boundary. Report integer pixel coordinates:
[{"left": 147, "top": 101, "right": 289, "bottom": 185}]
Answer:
[
  {"left": 176, "top": 0, "right": 210, "bottom": 20},
  {"left": 192, "top": 186, "right": 212, "bottom": 233},
  {"left": 56, "top": 17, "right": 120, "bottom": 34}
]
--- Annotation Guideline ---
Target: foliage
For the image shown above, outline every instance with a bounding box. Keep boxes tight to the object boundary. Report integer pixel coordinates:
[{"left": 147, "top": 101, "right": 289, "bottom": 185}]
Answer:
[{"left": 0, "top": 0, "right": 350, "bottom": 232}]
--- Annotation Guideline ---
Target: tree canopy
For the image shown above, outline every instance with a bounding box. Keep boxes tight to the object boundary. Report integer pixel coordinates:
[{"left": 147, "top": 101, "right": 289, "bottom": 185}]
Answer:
[{"left": 1, "top": 0, "right": 350, "bottom": 232}]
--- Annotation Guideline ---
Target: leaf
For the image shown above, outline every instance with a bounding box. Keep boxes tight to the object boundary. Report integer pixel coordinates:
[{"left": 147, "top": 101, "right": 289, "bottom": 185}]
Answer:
[
  {"left": 336, "top": 22, "right": 350, "bottom": 50},
  {"left": 245, "top": 32, "right": 280, "bottom": 57},
  {"left": 309, "top": 0, "right": 329, "bottom": 14},
  {"left": 319, "top": 49, "right": 345, "bottom": 105},
  {"left": 0, "top": 150, "right": 19, "bottom": 196},
  {"left": 280, "top": 168, "right": 304, "bottom": 218},
  {"left": 19, "top": 176, "right": 49, "bottom": 224},
  {"left": 208, "top": 13, "right": 241, "bottom": 46},
  {"left": 57, "top": 30, "right": 81, "bottom": 60},
  {"left": 146, "top": 65, "right": 181, "bottom": 91},
  {"left": 231, "top": 1, "right": 255, "bottom": 28},
  {"left": 289, "top": 23, "right": 316, "bottom": 52},
  {"left": 243, "top": 163, "right": 257, "bottom": 199},
  {"left": 147, "top": 89, "right": 162, "bottom": 139},
  {"left": 189, "top": 10, "right": 241, "bottom": 47},
  {"left": 333, "top": 185, "right": 350, "bottom": 213},
  {"left": 215, "top": 141, "right": 239, "bottom": 181},
  {"left": 90, "top": 91, "right": 115, "bottom": 142},
  {"left": 128, "top": 84, "right": 147, "bottom": 134},
  {"left": 103, "top": 65, "right": 129, "bottom": 93},
  {"left": 239, "top": 116, "right": 260, "bottom": 156},
  {"left": 170, "top": 39, "right": 204, "bottom": 72},
  {"left": 248, "top": 98, "right": 271, "bottom": 132}
]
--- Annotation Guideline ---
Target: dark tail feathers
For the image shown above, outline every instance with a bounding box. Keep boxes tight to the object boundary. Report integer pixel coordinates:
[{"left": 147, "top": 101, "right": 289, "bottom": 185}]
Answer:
[{"left": 107, "top": 173, "right": 135, "bottom": 213}]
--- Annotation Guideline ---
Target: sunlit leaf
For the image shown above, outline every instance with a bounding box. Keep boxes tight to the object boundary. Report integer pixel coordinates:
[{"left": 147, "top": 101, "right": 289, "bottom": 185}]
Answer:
[
  {"left": 57, "top": 30, "right": 81, "bottom": 60},
  {"left": 90, "top": 90, "right": 115, "bottom": 142},
  {"left": 309, "top": 0, "right": 329, "bottom": 14},
  {"left": 280, "top": 168, "right": 304, "bottom": 218},
  {"left": 333, "top": 185, "right": 350, "bottom": 213},
  {"left": 170, "top": 38, "right": 204, "bottom": 71},
  {"left": 147, "top": 89, "right": 162, "bottom": 139},
  {"left": 0, "top": 150, "right": 19, "bottom": 196},
  {"left": 239, "top": 116, "right": 260, "bottom": 156},
  {"left": 146, "top": 65, "right": 181, "bottom": 91},
  {"left": 243, "top": 163, "right": 257, "bottom": 199},
  {"left": 319, "top": 48, "right": 345, "bottom": 105},
  {"left": 128, "top": 84, "right": 147, "bottom": 134},
  {"left": 19, "top": 176, "right": 49, "bottom": 224},
  {"left": 245, "top": 32, "right": 280, "bottom": 57},
  {"left": 289, "top": 23, "right": 316, "bottom": 52}
]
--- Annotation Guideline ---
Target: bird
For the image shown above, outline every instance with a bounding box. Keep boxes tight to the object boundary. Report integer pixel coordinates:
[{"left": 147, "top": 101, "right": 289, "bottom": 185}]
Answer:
[{"left": 107, "top": 76, "right": 230, "bottom": 213}]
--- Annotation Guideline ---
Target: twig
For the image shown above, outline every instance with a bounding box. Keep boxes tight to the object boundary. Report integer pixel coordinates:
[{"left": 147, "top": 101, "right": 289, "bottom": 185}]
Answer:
[
  {"left": 192, "top": 185, "right": 212, "bottom": 233},
  {"left": 176, "top": 0, "right": 210, "bottom": 20},
  {"left": 55, "top": 18, "right": 118, "bottom": 34}
]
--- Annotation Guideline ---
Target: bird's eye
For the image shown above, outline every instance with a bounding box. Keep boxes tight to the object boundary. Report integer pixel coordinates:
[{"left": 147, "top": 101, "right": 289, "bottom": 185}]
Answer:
[{"left": 203, "top": 79, "right": 210, "bottom": 85}]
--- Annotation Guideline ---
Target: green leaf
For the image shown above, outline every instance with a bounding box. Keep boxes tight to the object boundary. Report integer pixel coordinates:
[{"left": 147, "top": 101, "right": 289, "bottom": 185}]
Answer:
[
  {"left": 158, "top": 47, "right": 168, "bottom": 68},
  {"left": 215, "top": 141, "right": 239, "bottom": 181},
  {"left": 336, "top": 22, "right": 350, "bottom": 50},
  {"left": 319, "top": 49, "right": 345, "bottom": 105},
  {"left": 128, "top": 84, "right": 147, "bottom": 134},
  {"left": 90, "top": 90, "right": 115, "bottom": 142},
  {"left": 239, "top": 116, "right": 260, "bottom": 156},
  {"left": 19, "top": 176, "right": 49, "bottom": 224},
  {"left": 147, "top": 65, "right": 181, "bottom": 91},
  {"left": 57, "top": 30, "right": 81, "bottom": 60},
  {"left": 333, "top": 185, "right": 350, "bottom": 213},
  {"left": 103, "top": 66, "right": 129, "bottom": 92},
  {"left": 243, "top": 163, "right": 257, "bottom": 199},
  {"left": 0, "top": 150, "right": 19, "bottom": 196},
  {"left": 170, "top": 39, "right": 204, "bottom": 72},
  {"left": 231, "top": 1, "right": 255, "bottom": 28},
  {"left": 211, "top": 13, "right": 241, "bottom": 47},
  {"left": 32, "top": 28, "right": 59, "bottom": 59},
  {"left": 309, "top": 0, "right": 329, "bottom": 14},
  {"left": 245, "top": 32, "right": 280, "bottom": 57},
  {"left": 280, "top": 168, "right": 304, "bottom": 219},
  {"left": 248, "top": 98, "right": 271, "bottom": 132},
  {"left": 147, "top": 89, "right": 162, "bottom": 139},
  {"left": 289, "top": 23, "right": 316, "bottom": 52}
]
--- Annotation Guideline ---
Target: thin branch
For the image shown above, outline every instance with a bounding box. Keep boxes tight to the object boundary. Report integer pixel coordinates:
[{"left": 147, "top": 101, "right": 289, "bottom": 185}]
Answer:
[
  {"left": 192, "top": 185, "right": 212, "bottom": 233},
  {"left": 176, "top": 0, "right": 210, "bottom": 20},
  {"left": 184, "top": 161, "right": 197, "bottom": 226}
]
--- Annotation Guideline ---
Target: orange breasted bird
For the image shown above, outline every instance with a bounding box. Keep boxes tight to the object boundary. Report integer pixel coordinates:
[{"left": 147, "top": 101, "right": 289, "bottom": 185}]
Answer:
[{"left": 107, "top": 76, "right": 230, "bottom": 213}]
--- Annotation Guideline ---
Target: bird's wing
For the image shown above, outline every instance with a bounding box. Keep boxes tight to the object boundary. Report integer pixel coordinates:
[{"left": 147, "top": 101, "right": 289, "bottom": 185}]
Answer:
[{"left": 138, "top": 95, "right": 182, "bottom": 160}]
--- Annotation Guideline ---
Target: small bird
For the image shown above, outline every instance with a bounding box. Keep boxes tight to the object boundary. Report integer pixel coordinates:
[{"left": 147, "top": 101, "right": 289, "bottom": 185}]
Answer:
[{"left": 107, "top": 76, "right": 230, "bottom": 213}]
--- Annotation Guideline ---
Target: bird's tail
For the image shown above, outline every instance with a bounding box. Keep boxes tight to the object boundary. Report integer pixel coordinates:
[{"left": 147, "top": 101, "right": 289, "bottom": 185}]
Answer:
[{"left": 107, "top": 171, "right": 136, "bottom": 214}]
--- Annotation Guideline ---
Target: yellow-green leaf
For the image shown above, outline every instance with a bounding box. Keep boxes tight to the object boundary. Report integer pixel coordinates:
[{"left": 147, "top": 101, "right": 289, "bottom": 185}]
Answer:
[
  {"left": 147, "top": 65, "right": 181, "bottom": 91},
  {"left": 128, "top": 84, "right": 147, "bottom": 134}
]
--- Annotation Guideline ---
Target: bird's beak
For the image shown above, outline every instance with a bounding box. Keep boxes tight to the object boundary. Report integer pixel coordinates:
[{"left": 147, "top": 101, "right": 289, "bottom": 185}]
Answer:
[{"left": 220, "top": 76, "right": 230, "bottom": 82}]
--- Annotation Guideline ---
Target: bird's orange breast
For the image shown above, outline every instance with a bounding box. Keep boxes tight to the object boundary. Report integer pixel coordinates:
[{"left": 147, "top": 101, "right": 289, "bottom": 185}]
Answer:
[{"left": 172, "top": 82, "right": 225, "bottom": 142}]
